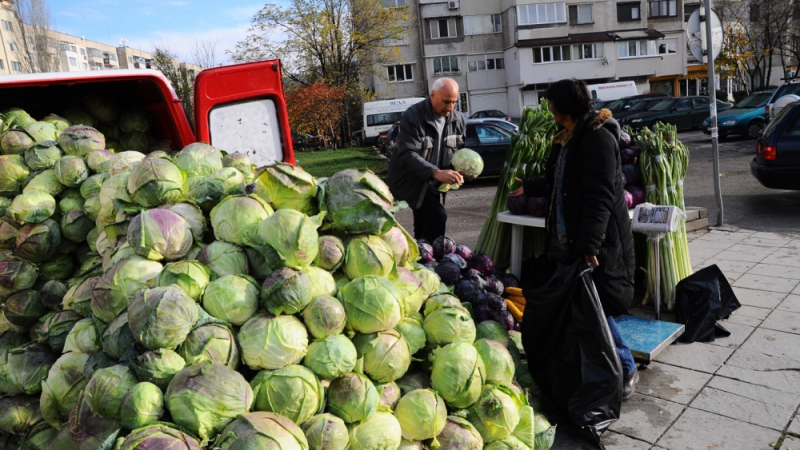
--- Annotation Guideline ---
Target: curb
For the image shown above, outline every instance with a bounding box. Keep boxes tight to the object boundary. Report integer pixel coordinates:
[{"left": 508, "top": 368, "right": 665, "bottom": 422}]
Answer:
[{"left": 685, "top": 206, "right": 709, "bottom": 232}]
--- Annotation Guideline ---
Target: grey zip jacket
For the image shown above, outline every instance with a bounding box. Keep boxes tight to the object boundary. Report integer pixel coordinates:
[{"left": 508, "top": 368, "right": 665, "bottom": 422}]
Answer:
[{"left": 387, "top": 98, "right": 466, "bottom": 208}]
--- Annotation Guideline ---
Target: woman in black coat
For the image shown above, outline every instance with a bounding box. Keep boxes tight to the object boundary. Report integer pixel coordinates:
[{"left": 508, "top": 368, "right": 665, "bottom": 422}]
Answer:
[{"left": 509, "top": 78, "right": 639, "bottom": 397}]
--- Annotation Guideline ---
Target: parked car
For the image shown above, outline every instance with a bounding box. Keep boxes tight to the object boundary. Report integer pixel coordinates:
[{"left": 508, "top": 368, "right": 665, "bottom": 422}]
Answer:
[
  {"left": 468, "top": 117, "right": 519, "bottom": 134},
  {"left": 612, "top": 97, "right": 668, "bottom": 122},
  {"left": 750, "top": 100, "right": 800, "bottom": 190},
  {"left": 605, "top": 93, "right": 670, "bottom": 114},
  {"left": 465, "top": 119, "right": 514, "bottom": 177},
  {"left": 701, "top": 90, "right": 774, "bottom": 139},
  {"left": 470, "top": 109, "right": 512, "bottom": 121},
  {"left": 618, "top": 96, "right": 733, "bottom": 131},
  {"left": 382, "top": 121, "right": 402, "bottom": 155},
  {"left": 592, "top": 100, "right": 614, "bottom": 110},
  {"left": 766, "top": 79, "right": 800, "bottom": 122}
]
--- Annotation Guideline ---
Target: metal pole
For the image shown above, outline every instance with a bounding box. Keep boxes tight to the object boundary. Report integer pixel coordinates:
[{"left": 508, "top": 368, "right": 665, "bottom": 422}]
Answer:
[
  {"left": 654, "top": 237, "right": 661, "bottom": 321},
  {"left": 704, "top": 0, "right": 724, "bottom": 226}
]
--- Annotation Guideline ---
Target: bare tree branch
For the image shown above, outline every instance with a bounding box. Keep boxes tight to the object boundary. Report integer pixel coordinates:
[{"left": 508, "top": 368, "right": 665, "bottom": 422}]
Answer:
[
  {"left": 12, "top": 0, "right": 56, "bottom": 73},
  {"left": 190, "top": 39, "right": 218, "bottom": 69}
]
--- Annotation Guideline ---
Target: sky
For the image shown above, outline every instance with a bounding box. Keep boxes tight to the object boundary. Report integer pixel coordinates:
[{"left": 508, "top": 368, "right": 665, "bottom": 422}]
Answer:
[{"left": 47, "top": 0, "right": 270, "bottom": 64}]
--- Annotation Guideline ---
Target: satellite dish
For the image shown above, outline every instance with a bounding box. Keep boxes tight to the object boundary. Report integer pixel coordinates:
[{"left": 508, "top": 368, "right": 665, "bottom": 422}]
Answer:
[
  {"left": 773, "top": 94, "right": 800, "bottom": 118},
  {"left": 687, "top": 8, "right": 723, "bottom": 63}
]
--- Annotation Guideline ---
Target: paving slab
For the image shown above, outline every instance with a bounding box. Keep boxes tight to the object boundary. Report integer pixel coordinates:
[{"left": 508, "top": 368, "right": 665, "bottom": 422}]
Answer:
[
  {"left": 689, "top": 376, "right": 800, "bottom": 430},
  {"left": 726, "top": 243, "right": 780, "bottom": 256},
  {"left": 781, "top": 434, "right": 800, "bottom": 449},
  {"left": 717, "top": 348, "right": 800, "bottom": 394},
  {"left": 599, "top": 431, "right": 653, "bottom": 450},
  {"left": 748, "top": 263, "right": 800, "bottom": 280},
  {"left": 739, "top": 328, "right": 800, "bottom": 363},
  {"left": 751, "top": 231, "right": 799, "bottom": 241},
  {"left": 688, "top": 239, "right": 736, "bottom": 251},
  {"left": 707, "top": 321, "right": 755, "bottom": 349},
  {"left": 654, "top": 342, "right": 734, "bottom": 374},
  {"left": 761, "top": 309, "right": 800, "bottom": 335},
  {"left": 732, "top": 274, "right": 800, "bottom": 294},
  {"left": 712, "top": 249, "right": 768, "bottom": 264},
  {"left": 656, "top": 407, "right": 779, "bottom": 450},
  {"left": 636, "top": 362, "right": 712, "bottom": 405},
  {"left": 700, "top": 259, "right": 758, "bottom": 274},
  {"left": 788, "top": 415, "right": 800, "bottom": 436},
  {"left": 794, "top": 284, "right": 800, "bottom": 296},
  {"left": 726, "top": 305, "right": 771, "bottom": 327},
  {"left": 609, "top": 393, "right": 684, "bottom": 444},
  {"left": 739, "top": 236, "right": 794, "bottom": 248},
  {"left": 731, "top": 287, "right": 787, "bottom": 309},
  {"left": 761, "top": 248, "right": 800, "bottom": 268},
  {"left": 778, "top": 294, "right": 800, "bottom": 313}
]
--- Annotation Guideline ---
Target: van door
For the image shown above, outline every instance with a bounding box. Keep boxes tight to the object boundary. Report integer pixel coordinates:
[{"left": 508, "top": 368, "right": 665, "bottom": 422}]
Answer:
[{"left": 194, "top": 59, "right": 294, "bottom": 167}]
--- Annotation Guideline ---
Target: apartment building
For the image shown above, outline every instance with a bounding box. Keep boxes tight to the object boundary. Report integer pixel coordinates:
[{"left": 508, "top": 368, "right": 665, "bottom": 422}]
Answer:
[
  {"left": 369, "top": 0, "right": 691, "bottom": 117},
  {"left": 117, "top": 46, "right": 156, "bottom": 70},
  {"left": 0, "top": 0, "right": 24, "bottom": 75}
]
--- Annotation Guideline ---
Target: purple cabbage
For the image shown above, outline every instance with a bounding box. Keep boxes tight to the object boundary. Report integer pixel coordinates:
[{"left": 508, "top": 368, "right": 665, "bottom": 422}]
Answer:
[
  {"left": 432, "top": 236, "right": 456, "bottom": 260},
  {"left": 628, "top": 145, "right": 641, "bottom": 156},
  {"left": 501, "top": 274, "right": 520, "bottom": 289},
  {"left": 418, "top": 240, "right": 434, "bottom": 264},
  {"left": 473, "top": 305, "right": 492, "bottom": 323},
  {"left": 621, "top": 171, "right": 627, "bottom": 187},
  {"left": 423, "top": 261, "right": 438, "bottom": 270},
  {"left": 514, "top": 322, "right": 521, "bottom": 332},
  {"left": 454, "top": 279, "right": 481, "bottom": 305},
  {"left": 627, "top": 185, "right": 646, "bottom": 206},
  {"left": 494, "top": 310, "right": 516, "bottom": 331},
  {"left": 486, "top": 293, "right": 506, "bottom": 313},
  {"left": 624, "top": 189, "right": 634, "bottom": 209},
  {"left": 620, "top": 147, "right": 638, "bottom": 165},
  {"left": 434, "top": 261, "right": 461, "bottom": 286},
  {"left": 621, "top": 164, "right": 642, "bottom": 187},
  {"left": 468, "top": 252, "right": 494, "bottom": 277},
  {"left": 619, "top": 130, "right": 631, "bottom": 149},
  {"left": 507, "top": 195, "right": 528, "bottom": 215},
  {"left": 440, "top": 253, "right": 467, "bottom": 269},
  {"left": 489, "top": 276, "right": 504, "bottom": 296},
  {"left": 527, "top": 197, "right": 548, "bottom": 217},
  {"left": 455, "top": 244, "right": 473, "bottom": 262}
]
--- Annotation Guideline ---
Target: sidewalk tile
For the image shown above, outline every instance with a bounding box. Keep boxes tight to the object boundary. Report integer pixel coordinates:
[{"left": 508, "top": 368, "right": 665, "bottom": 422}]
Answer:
[
  {"left": 732, "top": 274, "right": 800, "bottom": 294},
  {"left": 551, "top": 430, "right": 602, "bottom": 450},
  {"left": 782, "top": 434, "right": 800, "bottom": 449},
  {"left": 656, "top": 407, "right": 779, "bottom": 450},
  {"left": 727, "top": 305, "right": 770, "bottom": 327},
  {"left": 688, "top": 239, "right": 735, "bottom": 251},
  {"left": 696, "top": 232, "right": 751, "bottom": 243},
  {"left": 689, "top": 376, "right": 800, "bottom": 431},
  {"left": 777, "top": 294, "right": 800, "bottom": 313},
  {"left": 751, "top": 231, "right": 799, "bottom": 241},
  {"left": 761, "top": 309, "right": 800, "bottom": 335},
  {"left": 690, "top": 249, "right": 719, "bottom": 266},
  {"left": 713, "top": 250, "right": 768, "bottom": 264},
  {"left": 788, "top": 415, "right": 800, "bottom": 436},
  {"left": 748, "top": 263, "right": 800, "bottom": 280},
  {"left": 654, "top": 342, "right": 734, "bottom": 374},
  {"left": 700, "top": 259, "right": 757, "bottom": 274},
  {"left": 600, "top": 431, "right": 652, "bottom": 449},
  {"left": 636, "top": 362, "right": 712, "bottom": 405},
  {"left": 609, "top": 393, "right": 684, "bottom": 444},
  {"left": 707, "top": 321, "right": 755, "bottom": 349},
  {"left": 726, "top": 243, "right": 780, "bottom": 256},
  {"left": 761, "top": 248, "right": 800, "bottom": 268},
  {"left": 722, "top": 271, "right": 744, "bottom": 283},
  {"left": 732, "top": 287, "right": 787, "bottom": 309},
  {"left": 794, "top": 284, "right": 800, "bottom": 295},
  {"left": 718, "top": 348, "right": 800, "bottom": 394},
  {"left": 739, "top": 328, "right": 800, "bottom": 363},
  {"left": 739, "top": 236, "right": 794, "bottom": 248}
]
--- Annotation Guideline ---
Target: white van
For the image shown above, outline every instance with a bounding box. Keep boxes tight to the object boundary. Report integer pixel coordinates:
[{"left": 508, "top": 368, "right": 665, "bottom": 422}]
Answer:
[
  {"left": 586, "top": 81, "right": 638, "bottom": 102},
  {"left": 363, "top": 97, "right": 425, "bottom": 145}
]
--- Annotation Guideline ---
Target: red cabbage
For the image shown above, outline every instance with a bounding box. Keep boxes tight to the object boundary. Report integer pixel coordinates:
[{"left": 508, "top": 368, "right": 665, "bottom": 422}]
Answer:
[
  {"left": 468, "top": 252, "right": 494, "bottom": 277},
  {"left": 507, "top": 195, "right": 528, "bottom": 215},
  {"left": 486, "top": 293, "right": 506, "bottom": 313},
  {"left": 434, "top": 261, "right": 461, "bottom": 286},
  {"left": 527, "top": 197, "right": 548, "bottom": 217},
  {"left": 423, "top": 261, "right": 438, "bottom": 270},
  {"left": 474, "top": 305, "right": 492, "bottom": 323},
  {"left": 432, "top": 236, "right": 456, "bottom": 260},
  {"left": 628, "top": 145, "right": 641, "bottom": 156},
  {"left": 621, "top": 165, "right": 642, "bottom": 187},
  {"left": 484, "top": 276, "right": 504, "bottom": 296},
  {"left": 501, "top": 274, "right": 520, "bottom": 289},
  {"left": 418, "top": 240, "right": 434, "bottom": 263},
  {"left": 441, "top": 253, "right": 467, "bottom": 269},
  {"left": 494, "top": 310, "right": 516, "bottom": 330},
  {"left": 624, "top": 189, "right": 634, "bottom": 209},
  {"left": 627, "top": 185, "right": 646, "bottom": 206},
  {"left": 619, "top": 130, "right": 631, "bottom": 149},
  {"left": 620, "top": 148, "right": 638, "bottom": 165},
  {"left": 455, "top": 244, "right": 473, "bottom": 262},
  {"left": 454, "top": 279, "right": 481, "bottom": 304}
]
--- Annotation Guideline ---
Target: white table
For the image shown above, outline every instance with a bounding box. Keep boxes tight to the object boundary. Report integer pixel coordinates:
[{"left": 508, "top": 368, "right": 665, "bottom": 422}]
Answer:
[{"left": 497, "top": 210, "right": 635, "bottom": 278}]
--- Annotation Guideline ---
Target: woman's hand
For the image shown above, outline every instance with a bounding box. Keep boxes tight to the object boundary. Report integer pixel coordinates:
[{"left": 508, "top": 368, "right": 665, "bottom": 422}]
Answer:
[
  {"left": 508, "top": 178, "right": 525, "bottom": 197},
  {"left": 585, "top": 254, "right": 599, "bottom": 268}
]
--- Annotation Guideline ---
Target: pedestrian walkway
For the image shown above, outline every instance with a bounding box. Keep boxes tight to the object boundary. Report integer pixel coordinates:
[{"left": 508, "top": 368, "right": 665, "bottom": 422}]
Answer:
[{"left": 552, "top": 228, "right": 800, "bottom": 449}]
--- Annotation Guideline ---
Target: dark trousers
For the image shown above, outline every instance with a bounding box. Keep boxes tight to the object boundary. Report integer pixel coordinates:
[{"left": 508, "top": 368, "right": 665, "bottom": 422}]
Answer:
[{"left": 412, "top": 187, "right": 447, "bottom": 243}]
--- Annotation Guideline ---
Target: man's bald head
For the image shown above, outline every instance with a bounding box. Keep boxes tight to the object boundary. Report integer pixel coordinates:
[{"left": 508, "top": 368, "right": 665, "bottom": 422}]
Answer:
[{"left": 430, "top": 78, "right": 459, "bottom": 117}]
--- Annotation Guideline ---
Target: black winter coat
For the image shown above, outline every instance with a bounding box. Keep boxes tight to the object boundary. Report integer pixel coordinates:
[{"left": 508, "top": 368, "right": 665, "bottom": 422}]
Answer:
[{"left": 523, "top": 108, "right": 635, "bottom": 316}]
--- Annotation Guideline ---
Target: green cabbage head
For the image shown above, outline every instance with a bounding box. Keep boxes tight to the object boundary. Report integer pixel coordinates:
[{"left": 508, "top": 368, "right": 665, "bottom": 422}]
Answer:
[
  {"left": 394, "top": 389, "right": 447, "bottom": 444},
  {"left": 348, "top": 411, "right": 402, "bottom": 450},
  {"left": 250, "top": 364, "right": 324, "bottom": 425},
  {"left": 301, "top": 413, "right": 349, "bottom": 450},
  {"left": 213, "top": 411, "right": 309, "bottom": 450},
  {"left": 238, "top": 313, "right": 308, "bottom": 370},
  {"left": 430, "top": 341, "right": 486, "bottom": 409}
]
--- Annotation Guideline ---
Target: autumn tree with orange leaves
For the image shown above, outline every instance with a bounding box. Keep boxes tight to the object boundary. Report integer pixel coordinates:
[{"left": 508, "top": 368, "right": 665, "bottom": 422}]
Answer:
[{"left": 286, "top": 82, "right": 347, "bottom": 149}]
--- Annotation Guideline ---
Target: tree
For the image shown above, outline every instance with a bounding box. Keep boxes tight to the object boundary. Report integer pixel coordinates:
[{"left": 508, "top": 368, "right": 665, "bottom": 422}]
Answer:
[
  {"left": 153, "top": 48, "right": 197, "bottom": 122},
  {"left": 232, "top": 0, "right": 409, "bottom": 144},
  {"left": 190, "top": 39, "right": 218, "bottom": 69},
  {"left": 12, "top": 0, "right": 56, "bottom": 73},
  {"left": 285, "top": 82, "right": 347, "bottom": 149}
]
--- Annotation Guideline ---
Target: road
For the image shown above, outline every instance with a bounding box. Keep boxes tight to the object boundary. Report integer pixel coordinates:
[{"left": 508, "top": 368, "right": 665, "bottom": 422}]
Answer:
[{"left": 396, "top": 129, "right": 800, "bottom": 249}]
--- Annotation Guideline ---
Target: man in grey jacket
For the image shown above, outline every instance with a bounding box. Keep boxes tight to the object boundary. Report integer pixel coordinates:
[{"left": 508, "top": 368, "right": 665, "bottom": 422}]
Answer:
[{"left": 387, "top": 78, "right": 466, "bottom": 243}]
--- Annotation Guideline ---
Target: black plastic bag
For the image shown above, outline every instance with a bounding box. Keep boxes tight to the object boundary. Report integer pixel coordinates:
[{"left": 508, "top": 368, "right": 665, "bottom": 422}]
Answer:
[
  {"left": 675, "top": 264, "right": 741, "bottom": 343},
  {"left": 521, "top": 259, "right": 622, "bottom": 449}
]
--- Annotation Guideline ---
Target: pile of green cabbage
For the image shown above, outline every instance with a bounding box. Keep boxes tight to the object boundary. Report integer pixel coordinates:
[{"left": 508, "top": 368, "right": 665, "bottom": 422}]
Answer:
[{"left": 0, "top": 105, "right": 555, "bottom": 450}]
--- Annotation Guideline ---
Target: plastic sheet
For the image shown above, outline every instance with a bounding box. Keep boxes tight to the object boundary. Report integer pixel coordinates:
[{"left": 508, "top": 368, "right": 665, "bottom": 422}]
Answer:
[{"left": 675, "top": 264, "right": 741, "bottom": 343}]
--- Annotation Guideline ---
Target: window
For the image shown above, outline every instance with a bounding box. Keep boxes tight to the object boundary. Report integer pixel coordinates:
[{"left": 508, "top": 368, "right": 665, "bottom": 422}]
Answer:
[
  {"left": 387, "top": 64, "right": 413, "bottom": 82},
  {"left": 385, "top": 36, "right": 409, "bottom": 46},
  {"left": 533, "top": 45, "right": 572, "bottom": 63},
  {"left": 1, "top": 20, "right": 12, "bottom": 31},
  {"left": 694, "top": 97, "right": 709, "bottom": 108},
  {"left": 80, "top": 48, "right": 85, "bottom": 56},
  {"left": 574, "top": 43, "right": 599, "bottom": 59},
  {"left": 684, "top": 3, "right": 700, "bottom": 21},
  {"left": 430, "top": 18, "right": 456, "bottom": 39},
  {"left": 382, "top": 0, "right": 406, "bottom": 6},
  {"left": 658, "top": 38, "right": 677, "bottom": 54},
  {"left": 10, "top": 61, "right": 21, "bottom": 72},
  {"left": 569, "top": 5, "right": 593, "bottom": 24},
  {"left": 60, "top": 43, "right": 67, "bottom": 51},
  {"left": 473, "top": 125, "right": 511, "bottom": 144},
  {"left": 69, "top": 57, "right": 77, "bottom": 67},
  {"left": 468, "top": 54, "right": 505, "bottom": 71},
  {"left": 0, "top": 60, "right": 4, "bottom": 70},
  {"left": 7, "top": 41, "right": 16, "bottom": 52},
  {"left": 674, "top": 99, "right": 692, "bottom": 110},
  {"left": 434, "top": 56, "right": 459, "bottom": 74},
  {"left": 648, "top": 0, "right": 677, "bottom": 17},
  {"left": 618, "top": 39, "right": 655, "bottom": 58},
  {"left": 517, "top": 3, "right": 567, "bottom": 25},
  {"left": 70, "top": 45, "right": 77, "bottom": 52},
  {"left": 367, "top": 112, "right": 403, "bottom": 127},
  {"left": 464, "top": 14, "right": 502, "bottom": 35},
  {"left": 617, "top": 2, "right": 641, "bottom": 21},
  {"left": 48, "top": 39, "right": 56, "bottom": 48}
]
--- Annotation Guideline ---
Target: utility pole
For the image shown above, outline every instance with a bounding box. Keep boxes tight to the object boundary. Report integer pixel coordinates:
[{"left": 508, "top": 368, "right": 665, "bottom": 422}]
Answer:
[{"left": 704, "top": 0, "right": 724, "bottom": 226}]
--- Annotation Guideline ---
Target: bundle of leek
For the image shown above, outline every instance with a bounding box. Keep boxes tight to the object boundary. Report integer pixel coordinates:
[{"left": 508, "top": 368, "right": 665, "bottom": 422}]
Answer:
[
  {"left": 632, "top": 122, "right": 692, "bottom": 310},
  {"left": 474, "top": 103, "right": 557, "bottom": 266}
]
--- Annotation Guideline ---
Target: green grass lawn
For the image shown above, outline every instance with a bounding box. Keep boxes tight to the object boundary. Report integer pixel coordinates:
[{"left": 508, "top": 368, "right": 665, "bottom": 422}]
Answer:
[{"left": 294, "top": 147, "right": 388, "bottom": 179}]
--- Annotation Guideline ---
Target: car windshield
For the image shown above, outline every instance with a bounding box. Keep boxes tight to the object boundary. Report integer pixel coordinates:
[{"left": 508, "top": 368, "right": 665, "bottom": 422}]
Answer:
[
  {"left": 763, "top": 103, "right": 796, "bottom": 136},
  {"left": 628, "top": 101, "right": 650, "bottom": 111},
  {"left": 487, "top": 120, "right": 517, "bottom": 133},
  {"left": 773, "top": 83, "right": 800, "bottom": 101},
  {"left": 606, "top": 99, "right": 625, "bottom": 110},
  {"left": 734, "top": 92, "right": 773, "bottom": 109},
  {"left": 649, "top": 99, "right": 675, "bottom": 111}
]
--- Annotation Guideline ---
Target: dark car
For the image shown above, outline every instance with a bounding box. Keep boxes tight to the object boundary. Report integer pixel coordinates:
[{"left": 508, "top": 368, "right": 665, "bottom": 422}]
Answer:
[
  {"left": 465, "top": 119, "right": 513, "bottom": 177},
  {"left": 470, "top": 110, "right": 512, "bottom": 121},
  {"left": 766, "top": 79, "right": 800, "bottom": 122},
  {"left": 612, "top": 97, "right": 668, "bottom": 122},
  {"left": 701, "top": 90, "right": 774, "bottom": 139},
  {"left": 750, "top": 100, "right": 800, "bottom": 190},
  {"left": 618, "top": 96, "right": 733, "bottom": 131},
  {"left": 605, "top": 93, "right": 670, "bottom": 114},
  {"left": 381, "top": 121, "right": 402, "bottom": 155}
]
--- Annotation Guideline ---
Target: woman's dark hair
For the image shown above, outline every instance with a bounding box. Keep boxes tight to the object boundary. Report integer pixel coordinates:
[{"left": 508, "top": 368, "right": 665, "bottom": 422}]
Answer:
[{"left": 544, "top": 78, "right": 593, "bottom": 121}]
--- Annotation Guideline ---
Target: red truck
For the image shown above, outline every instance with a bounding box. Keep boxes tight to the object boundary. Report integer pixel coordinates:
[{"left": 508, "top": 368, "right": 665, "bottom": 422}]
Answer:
[{"left": 0, "top": 60, "right": 295, "bottom": 166}]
